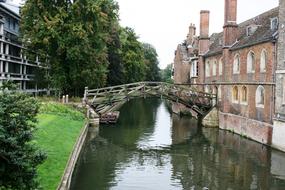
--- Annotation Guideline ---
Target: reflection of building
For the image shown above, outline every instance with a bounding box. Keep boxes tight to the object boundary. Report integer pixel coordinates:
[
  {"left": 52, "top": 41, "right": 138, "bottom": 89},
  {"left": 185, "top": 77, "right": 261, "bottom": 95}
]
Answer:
[
  {"left": 173, "top": 0, "right": 285, "bottom": 152},
  {"left": 0, "top": 1, "right": 48, "bottom": 93}
]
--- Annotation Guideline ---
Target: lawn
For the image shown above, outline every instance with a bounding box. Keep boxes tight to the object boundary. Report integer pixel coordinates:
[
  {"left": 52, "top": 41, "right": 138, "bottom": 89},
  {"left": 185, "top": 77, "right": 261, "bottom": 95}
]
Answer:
[{"left": 34, "top": 102, "right": 86, "bottom": 190}]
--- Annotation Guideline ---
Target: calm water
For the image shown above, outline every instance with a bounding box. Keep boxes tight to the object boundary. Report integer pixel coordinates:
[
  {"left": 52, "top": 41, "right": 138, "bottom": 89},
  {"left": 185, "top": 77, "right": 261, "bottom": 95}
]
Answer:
[{"left": 71, "top": 99, "right": 285, "bottom": 190}]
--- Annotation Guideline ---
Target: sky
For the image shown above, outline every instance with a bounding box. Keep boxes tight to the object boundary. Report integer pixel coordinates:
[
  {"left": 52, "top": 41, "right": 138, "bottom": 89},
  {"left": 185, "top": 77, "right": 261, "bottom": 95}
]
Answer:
[{"left": 11, "top": 0, "right": 279, "bottom": 69}]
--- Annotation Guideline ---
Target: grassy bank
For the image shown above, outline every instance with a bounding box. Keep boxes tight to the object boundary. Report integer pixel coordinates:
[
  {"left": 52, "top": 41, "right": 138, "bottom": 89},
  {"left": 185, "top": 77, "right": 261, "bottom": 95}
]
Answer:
[{"left": 35, "top": 102, "right": 86, "bottom": 190}]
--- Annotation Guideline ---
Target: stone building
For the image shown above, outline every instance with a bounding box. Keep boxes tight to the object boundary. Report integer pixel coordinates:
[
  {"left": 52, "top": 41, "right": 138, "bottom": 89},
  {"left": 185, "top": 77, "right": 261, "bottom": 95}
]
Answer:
[
  {"left": 173, "top": 0, "right": 285, "bottom": 152},
  {"left": 0, "top": 1, "right": 48, "bottom": 93}
]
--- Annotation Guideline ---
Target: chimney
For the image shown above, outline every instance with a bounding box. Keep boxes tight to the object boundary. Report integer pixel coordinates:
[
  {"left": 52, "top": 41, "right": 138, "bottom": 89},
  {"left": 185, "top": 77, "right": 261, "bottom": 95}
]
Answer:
[
  {"left": 199, "top": 10, "right": 210, "bottom": 55},
  {"left": 223, "top": 0, "right": 238, "bottom": 47},
  {"left": 187, "top": 23, "right": 196, "bottom": 45}
]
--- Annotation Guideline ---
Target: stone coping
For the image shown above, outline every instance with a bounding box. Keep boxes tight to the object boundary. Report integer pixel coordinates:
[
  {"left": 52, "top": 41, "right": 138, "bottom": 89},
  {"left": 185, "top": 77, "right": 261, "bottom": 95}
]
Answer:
[{"left": 57, "top": 121, "right": 90, "bottom": 190}]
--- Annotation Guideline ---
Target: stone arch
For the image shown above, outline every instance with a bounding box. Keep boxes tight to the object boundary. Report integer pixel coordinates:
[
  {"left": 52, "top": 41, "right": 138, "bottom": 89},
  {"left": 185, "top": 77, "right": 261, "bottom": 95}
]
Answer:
[
  {"left": 241, "top": 86, "right": 247, "bottom": 103},
  {"left": 212, "top": 59, "right": 217, "bottom": 76},
  {"left": 232, "top": 86, "right": 239, "bottom": 102},
  {"left": 247, "top": 50, "right": 255, "bottom": 73},
  {"left": 206, "top": 61, "right": 211, "bottom": 77},
  {"left": 233, "top": 54, "right": 240, "bottom": 74},
  {"left": 260, "top": 49, "right": 267, "bottom": 72},
  {"left": 256, "top": 85, "right": 265, "bottom": 107}
]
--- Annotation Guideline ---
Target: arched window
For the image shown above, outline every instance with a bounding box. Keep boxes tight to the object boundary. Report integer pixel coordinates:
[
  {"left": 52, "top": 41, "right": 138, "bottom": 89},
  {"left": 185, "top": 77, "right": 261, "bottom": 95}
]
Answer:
[
  {"left": 247, "top": 51, "right": 255, "bottom": 73},
  {"left": 218, "top": 85, "right": 222, "bottom": 101},
  {"left": 219, "top": 58, "right": 223, "bottom": 75},
  {"left": 260, "top": 49, "right": 267, "bottom": 72},
  {"left": 232, "top": 86, "right": 239, "bottom": 102},
  {"left": 206, "top": 61, "right": 210, "bottom": 77},
  {"left": 241, "top": 86, "right": 247, "bottom": 103},
  {"left": 213, "top": 60, "right": 217, "bottom": 76},
  {"left": 256, "top": 85, "right": 265, "bottom": 107},
  {"left": 233, "top": 54, "right": 240, "bottom": 74},
  {"left": 205, "top": 85, "right": 210, "bottom": 93}
]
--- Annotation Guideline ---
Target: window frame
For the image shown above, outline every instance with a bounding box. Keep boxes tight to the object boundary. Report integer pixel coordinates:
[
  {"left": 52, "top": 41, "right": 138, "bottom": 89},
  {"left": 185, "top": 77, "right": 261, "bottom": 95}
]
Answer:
[
  {"left": 260, "top": 49, "right": 267, "bottom": 73},
  {"left": 256, "top": 85, "right": 265, "bottom": 108},
  {"left": 233, "top": 54, "right": 240, "bottom": 74},
  {"left": 247, "top": 51, "right": 255, "bottom": 73}
]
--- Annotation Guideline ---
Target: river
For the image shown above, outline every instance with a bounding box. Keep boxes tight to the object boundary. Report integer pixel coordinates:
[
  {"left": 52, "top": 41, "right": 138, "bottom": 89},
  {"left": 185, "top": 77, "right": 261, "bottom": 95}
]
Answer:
[{"left": 71, "top": 98, "right": 285, "bottom": 190}]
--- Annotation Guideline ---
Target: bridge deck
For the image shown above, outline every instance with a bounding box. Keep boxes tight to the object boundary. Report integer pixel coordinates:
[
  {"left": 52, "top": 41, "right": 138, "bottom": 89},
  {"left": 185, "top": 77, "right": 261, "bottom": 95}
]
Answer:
[{"left": 84, "top": 82, "right": 216, "bottom": 117}]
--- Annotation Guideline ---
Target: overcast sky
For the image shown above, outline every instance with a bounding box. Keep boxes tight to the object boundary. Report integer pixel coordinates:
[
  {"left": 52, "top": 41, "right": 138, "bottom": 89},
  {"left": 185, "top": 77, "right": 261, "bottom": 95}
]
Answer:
[{"left": 11, "top": 0, "right": 279, "bottom": 69}]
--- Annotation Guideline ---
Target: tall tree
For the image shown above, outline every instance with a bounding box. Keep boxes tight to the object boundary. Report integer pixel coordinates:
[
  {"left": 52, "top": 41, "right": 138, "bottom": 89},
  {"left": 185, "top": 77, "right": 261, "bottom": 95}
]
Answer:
[
  {"left": 161, "top": 63, "right": 173, "bottom": 83},
  {"left": 20, "top": 0, "right": 120, "bottom": 95},
  {"left": 142, "top": 43, "right": 161, "bottom": 81},
  {"left": 106, "top": 24, "right": 125, "bottom": 86},
  {"left": 120, "top": 27, "right": 146, "bottom": 83}
]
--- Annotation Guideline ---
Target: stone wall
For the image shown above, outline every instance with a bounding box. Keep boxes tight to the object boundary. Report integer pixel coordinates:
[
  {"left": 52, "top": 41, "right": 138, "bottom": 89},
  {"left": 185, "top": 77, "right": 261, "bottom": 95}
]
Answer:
[{"left": 219, "top": 111, "right": 273, "bottom": 145}]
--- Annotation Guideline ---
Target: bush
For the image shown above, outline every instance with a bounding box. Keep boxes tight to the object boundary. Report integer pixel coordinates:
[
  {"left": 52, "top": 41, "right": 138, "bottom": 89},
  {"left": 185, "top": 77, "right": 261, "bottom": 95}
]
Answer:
[
  {"left": 39, "top": 102, "right": 85, "bottom": 121},
  {"left": 0, "top": 90, "right": 46, "bottom": 190}
]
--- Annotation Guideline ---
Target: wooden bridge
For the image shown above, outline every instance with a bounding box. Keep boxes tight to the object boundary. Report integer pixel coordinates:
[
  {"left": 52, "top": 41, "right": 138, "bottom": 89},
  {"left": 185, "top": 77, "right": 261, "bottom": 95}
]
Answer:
[{"left": 83, "top": 82, "right": 216, "bottom": 121}]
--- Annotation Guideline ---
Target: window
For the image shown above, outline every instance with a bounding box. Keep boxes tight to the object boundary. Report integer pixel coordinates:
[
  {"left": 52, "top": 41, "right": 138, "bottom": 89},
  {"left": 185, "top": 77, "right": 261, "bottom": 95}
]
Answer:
[
  {"left": 218, "top": 86, "right": 222, "bottom": 101},
  {"left": 206, "top": 61, "right": 210, "bottom": 77},
  {"left": 232, "top": 86, "right": 239, "bottom": 103},
  {"left": 219, "top": 58, "right": 223, "bottom": 75},
  {"left": 213, "top": 60, "right": 217, "bottom": 76},
  {"left": 260, "top": 49, "right": 267, "bottom": 72},
  {"left": 247, "top": 26, "right": 254, "bottom": 36},
  {"left": 256, "top": 85, "right": 265, "bottom": 107},
  {"left": 241, "top": 86, "right": 247, "bottom": 103},
  {"left": 247, "top": 51, "right": 255, "bottom": 73},
  {"left": 191, "top": 60, "right": 198, "bottom": 77},
  {"left": 271, "top": 17, "right": 278, "bottom": 30},
  {"left": 205, "top": 85, "right": 210, "bottom": 93},
  {"left": 233, "top": 54, "right": 240, "bottom": 74}
]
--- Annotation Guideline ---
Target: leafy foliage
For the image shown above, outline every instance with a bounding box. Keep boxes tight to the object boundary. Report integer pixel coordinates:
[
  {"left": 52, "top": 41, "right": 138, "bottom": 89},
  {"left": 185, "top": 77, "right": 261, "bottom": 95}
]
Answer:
[
  {"left": 0, "top": 89, "right": 46, "bottom": 189},
  {"left": 21, "top": 0, "right": 119, "bottom": 95},
  {"left": 161, "top": 63, "right": 173, "bottom": 83},
  {"left": 39, "top": 102, "right": 85, "bottom": 121},
  {"left": 21, "top": 0, "right": 161, "bottom": 94},
  {"left": 142, "top": 43, "right": 161, "bottom": 81}
]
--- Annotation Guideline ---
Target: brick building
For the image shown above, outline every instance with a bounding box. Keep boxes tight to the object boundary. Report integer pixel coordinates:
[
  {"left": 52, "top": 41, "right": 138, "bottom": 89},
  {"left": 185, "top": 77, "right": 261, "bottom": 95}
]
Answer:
[{"left": 173, "top": 0, "right": 285, "bottom": 152}]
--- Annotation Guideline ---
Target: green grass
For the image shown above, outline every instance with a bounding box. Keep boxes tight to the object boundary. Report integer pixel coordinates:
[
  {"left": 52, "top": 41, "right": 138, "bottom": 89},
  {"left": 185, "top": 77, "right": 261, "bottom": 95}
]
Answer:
[{"left": 35, "top": 103, "right": 86, "bottom": 190}]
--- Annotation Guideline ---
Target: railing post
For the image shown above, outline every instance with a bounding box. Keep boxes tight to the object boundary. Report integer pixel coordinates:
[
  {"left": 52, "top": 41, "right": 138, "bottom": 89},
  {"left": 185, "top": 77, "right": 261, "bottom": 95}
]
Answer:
[{"left": 83, "top": 86, "right": 88, "bottom": 104}]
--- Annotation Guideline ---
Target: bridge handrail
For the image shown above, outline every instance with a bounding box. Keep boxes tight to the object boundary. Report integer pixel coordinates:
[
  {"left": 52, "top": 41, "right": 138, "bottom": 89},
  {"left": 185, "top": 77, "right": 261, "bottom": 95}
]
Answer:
[{"left": 85, "top": 81, "right": 216, "bottom": 98}]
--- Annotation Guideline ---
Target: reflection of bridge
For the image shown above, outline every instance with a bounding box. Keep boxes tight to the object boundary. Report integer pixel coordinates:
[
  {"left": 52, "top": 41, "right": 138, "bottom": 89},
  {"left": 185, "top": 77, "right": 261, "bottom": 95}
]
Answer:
[{"left": 83, "top": 82, "right": 216, "bottom": 119}]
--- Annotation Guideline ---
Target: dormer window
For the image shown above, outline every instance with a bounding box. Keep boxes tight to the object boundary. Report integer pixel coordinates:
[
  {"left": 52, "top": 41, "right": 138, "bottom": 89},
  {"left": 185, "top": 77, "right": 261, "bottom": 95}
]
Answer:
[
  {"left": 271, "top": 17, "right": 278, "bottom": 30},
  {"left": 246, "top": 25, "right": 258, "bottom": 36}
]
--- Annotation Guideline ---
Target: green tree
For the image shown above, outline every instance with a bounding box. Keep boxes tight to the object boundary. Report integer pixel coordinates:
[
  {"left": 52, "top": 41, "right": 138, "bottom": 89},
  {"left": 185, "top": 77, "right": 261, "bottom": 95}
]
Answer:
[
  {"left": 120, "top": 27, "right": 146, "bottom": 83},
  {"left": 161, "top": 63, "right": 173, "bottom": 83},
  {"left": 0, "top": 85, "right": 46, "bottom": 189},
  {"left": 142, "top": 43, "right": 161, "bottom": 81},
  {"left": 106, "top": 24, "right": 125, "bottom": 86},
  {"left": 20, "top": 0, "right": 120, "bottom": 95}
]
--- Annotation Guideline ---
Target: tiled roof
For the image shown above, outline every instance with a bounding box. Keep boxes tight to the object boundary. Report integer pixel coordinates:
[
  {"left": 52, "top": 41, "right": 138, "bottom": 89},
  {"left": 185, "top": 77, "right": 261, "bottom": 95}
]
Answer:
[{"left": 204, "top": 7, "right": 279, "bottom": 57}]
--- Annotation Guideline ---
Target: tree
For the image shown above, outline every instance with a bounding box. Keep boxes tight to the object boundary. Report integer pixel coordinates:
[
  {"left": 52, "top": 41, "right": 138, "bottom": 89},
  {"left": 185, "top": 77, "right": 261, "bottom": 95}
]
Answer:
[
  {"left": 0, "top": 84, "right": 46, "bottom": 189},
  {"left": 120, "top": 27, "right": 146, "bottom": 83},
  {"left": 20, "top": 0, "right": 120, "bottom": 95},
  {"left": 106, "top": 24, "right": 125, "bottom": 86},
  {"left": 161, "top": 63, "right": 173, "bottom": 83},
  {"left": 142, "top": 43, "right": 161, "bottom": 81}
]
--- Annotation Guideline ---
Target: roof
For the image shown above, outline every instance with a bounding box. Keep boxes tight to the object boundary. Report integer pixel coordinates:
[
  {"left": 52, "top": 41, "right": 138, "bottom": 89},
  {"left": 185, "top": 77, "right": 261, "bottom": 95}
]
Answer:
[
  {"left": 204, "top": 7, "right": 279, "bottom": 57},
  {"left": 0, "top": 1, "right": 20, "bottom": 18}
]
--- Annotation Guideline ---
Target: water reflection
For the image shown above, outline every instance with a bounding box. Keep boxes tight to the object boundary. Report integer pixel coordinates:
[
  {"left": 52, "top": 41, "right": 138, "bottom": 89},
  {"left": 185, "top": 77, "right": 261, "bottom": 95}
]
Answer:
[{"left": 71, "top": 99, "right": 285, "bottom": 190}]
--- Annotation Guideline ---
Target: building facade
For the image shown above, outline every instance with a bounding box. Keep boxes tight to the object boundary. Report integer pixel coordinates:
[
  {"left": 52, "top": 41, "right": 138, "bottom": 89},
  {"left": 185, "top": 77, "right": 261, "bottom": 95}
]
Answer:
[
  {"left": 173, "top": 0, "right": 285, "bottom": 151},
  {"left": 0, "top": 1, "right": 48, "bottom": 93}
]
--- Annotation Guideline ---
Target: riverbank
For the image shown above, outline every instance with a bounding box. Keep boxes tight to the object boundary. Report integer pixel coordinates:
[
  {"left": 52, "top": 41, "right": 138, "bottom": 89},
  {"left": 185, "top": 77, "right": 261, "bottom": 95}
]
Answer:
[{"left": 35, "top": 102, "right": 85, "bottom": 190}]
